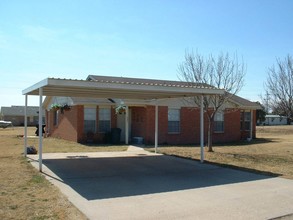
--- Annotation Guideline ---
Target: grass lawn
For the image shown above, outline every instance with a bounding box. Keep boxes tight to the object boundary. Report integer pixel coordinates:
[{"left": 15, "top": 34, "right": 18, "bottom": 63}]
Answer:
[
  {"left": 146, "top": 125, "right": 293, "bottom": 179},
  {"left": 0, "top": 127, "right": 126, "bottom": 220}
]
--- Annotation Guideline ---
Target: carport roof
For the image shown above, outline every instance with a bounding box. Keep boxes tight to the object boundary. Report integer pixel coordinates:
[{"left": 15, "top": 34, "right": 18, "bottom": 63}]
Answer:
[{"left": 22, "top": 76, "right": 224, "bottom": 100}]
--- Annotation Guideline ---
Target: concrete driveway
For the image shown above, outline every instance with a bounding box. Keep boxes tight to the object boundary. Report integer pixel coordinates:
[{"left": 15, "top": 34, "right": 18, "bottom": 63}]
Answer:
[{"left": 29, "top": 146, "right": 293, "bottom": 220}]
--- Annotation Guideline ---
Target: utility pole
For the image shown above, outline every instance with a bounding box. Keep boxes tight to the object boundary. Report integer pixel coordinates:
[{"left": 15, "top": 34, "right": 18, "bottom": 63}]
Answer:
[{"left": 265, "top": 91, "right": 270, "bottom": 113}]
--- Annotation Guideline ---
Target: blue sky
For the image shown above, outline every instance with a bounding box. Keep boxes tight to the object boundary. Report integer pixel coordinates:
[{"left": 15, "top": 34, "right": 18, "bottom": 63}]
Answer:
[{"left": 0, "top": 0, "right": 292, "bottom": 107}]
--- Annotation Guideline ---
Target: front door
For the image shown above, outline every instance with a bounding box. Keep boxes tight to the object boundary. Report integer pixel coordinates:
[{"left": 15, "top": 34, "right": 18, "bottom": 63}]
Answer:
[{"left": 116, "top": 110, "right": 131, "bottom": 143}]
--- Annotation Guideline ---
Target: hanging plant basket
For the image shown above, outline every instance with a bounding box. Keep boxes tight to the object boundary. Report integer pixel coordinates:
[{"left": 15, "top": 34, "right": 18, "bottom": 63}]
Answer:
[
  {"left": 60, "top": 104, "right": 71, "bottom": 113},
  {"left": 50, "top": 104, "right": 61, "bottom": 111},
  {"left": 50, "top": 104, "right": 71, "bottom": 114},
  {"left": 115, "top": 105, "right": 126, "bottom": 114}
]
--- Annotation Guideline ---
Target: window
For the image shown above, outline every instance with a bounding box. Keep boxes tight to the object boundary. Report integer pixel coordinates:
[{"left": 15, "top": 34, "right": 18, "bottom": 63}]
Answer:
[
  {"left": 168, "top": 108, "right": 180, "bottom": 133},
  {"left": 84, "top": 107, "right": 96, "bottom": 133},
  {"left": 53, "top": 110, "right": 59, "bottom": 126},
  {"left": 241, "top": 111, "right": 251, "bottom": 131},
  {"left": 214, "top": 111, "right": 224, "bottom": 132},
  {"left": 99, "top": 108, "right": 111, "bottom": 133}
]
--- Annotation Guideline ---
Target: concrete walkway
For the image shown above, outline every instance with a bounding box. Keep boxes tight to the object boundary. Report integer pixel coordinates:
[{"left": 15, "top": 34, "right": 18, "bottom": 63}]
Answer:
[{"left": 29, "top": 146, "right": 293, "bottom": 220}]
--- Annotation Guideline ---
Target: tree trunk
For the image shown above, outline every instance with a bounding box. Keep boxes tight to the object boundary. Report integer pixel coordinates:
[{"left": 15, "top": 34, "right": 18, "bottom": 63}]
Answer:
[{"left": 207, "top": 118, "right": 214, "bottom": 152}]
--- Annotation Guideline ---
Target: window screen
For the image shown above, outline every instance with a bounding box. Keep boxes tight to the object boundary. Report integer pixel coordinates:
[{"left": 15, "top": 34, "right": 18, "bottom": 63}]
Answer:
[
  {"left": 99, "top": 108, "right": 111, "bottom": 133},
  {"left": 214, "top": 111, "right": 224, "bottom": 132},
  {"left": 84, "top": 107, "right": 96, "bottom": 133},
  {"left": 168, "top": 108, "right": 180, "bottom": 133}
]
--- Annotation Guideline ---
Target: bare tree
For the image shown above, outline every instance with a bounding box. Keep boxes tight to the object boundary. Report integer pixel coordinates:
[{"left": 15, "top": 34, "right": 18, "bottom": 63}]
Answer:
[
  {"left": 178, "top": 50, "right": 246, "bottom": 152},
  {"left": 265, "top": 55, "right": 293, "bottom": 124}
]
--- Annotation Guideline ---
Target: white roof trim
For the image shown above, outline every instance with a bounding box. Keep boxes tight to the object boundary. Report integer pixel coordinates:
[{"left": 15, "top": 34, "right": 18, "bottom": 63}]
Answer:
[
  {"left": 23, "top": 78, "right": 225, "bottom": 100},
  {"left": 22, "top": 78, "right": 49, "bottom": 95}
]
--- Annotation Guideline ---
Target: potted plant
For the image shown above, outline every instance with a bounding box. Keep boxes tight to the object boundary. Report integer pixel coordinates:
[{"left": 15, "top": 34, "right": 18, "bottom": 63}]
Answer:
[
  {"left": 60, "top": 104, "right": 71, "bottom": 113},
  {"left": 50, "top": 104, "right": 61, "bottom": 111},
  {"left": 50, "top": 104, "right": 71, "bottom": 114},
  {"left": 115, "top": 105, "right": 126, "bottom": 114}
]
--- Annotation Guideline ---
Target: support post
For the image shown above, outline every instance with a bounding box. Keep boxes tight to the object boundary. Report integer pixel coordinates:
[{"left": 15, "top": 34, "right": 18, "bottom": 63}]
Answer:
[
  {"left": 200, "top": 95, "right": 204, "bottom": 163},
  {"left": 125, "top": 106, "right": 129, "bottom": 145},
  {"left": 24, "top": 95, "right": 28, "bottom": 157},
  {"left": 155, "top": 104, "right": 158, "bottom": 153},
  {"left": 38, "top": 88, "right": 43, "bottom": 172}
]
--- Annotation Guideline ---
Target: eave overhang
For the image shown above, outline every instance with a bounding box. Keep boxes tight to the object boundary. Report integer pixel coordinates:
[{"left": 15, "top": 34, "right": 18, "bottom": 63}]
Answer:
[{"left": 22, "top": 78, "right": 225, "bottom": 100}]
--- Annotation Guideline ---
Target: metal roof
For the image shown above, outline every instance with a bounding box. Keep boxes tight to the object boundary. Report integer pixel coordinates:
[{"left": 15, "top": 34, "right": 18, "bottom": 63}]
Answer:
[
  {"left": 22, "top": 77, "right": 225, "bottom": 100},
  {"left": 87, "top": 75, "right": 212, "bottom": 88},
  {"left": 229, "top": 94, "right": 261, "bottom": 109}
]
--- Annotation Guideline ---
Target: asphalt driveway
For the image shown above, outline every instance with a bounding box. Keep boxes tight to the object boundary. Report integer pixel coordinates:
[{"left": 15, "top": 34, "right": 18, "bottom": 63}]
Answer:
[{"left": 29, "top": 147, "right": 293, "bottom": 220}]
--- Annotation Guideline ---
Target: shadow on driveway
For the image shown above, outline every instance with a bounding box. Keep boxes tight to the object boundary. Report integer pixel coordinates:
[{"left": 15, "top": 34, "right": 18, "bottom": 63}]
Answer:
[{"left": 43, "top": 154, "right": 272, "bottom": 200}]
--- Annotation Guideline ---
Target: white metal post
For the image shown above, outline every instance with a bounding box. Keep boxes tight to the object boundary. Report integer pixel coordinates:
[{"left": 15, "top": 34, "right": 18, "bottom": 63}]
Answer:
[
  {"left": 125, "top": 106, "right": 129, "bottom": 145},
  {"left": 200, "top": 95, "right": 204, "bottom": 163},
  {"left": 38, "top": 88, "right": 43, "bottom": 172},
  {"left": 155, "top": 104, "right": 158, "bottom": 153},
  {"left": 24, "top": 95, "right": 28, "bottom": 157},
  {"left": 46, "top": 110, "right": 49, "bottom": 137}
]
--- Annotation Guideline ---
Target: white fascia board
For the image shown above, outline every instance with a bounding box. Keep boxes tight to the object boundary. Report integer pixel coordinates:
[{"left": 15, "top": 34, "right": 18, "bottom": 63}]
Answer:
[
  {"left": 23, "top": 78, "right": 225, "bottom": 100},
  {"left": 47, "top": 78, "right": 224, "bottom": 96},
  {"left": 22, "top": 78, "right": 49, "bottom": 95}
]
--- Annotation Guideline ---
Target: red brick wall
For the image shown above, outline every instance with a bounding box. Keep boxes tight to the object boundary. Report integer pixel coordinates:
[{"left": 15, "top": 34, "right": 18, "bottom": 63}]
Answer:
[
  {"left": 141, "top": 106, "right": 256, "bottom": 145},
  {"left": 131, "top": 107, "right": 147, "bottom": 138},
  {"left": 143, "top": 106, "right": 201, "bottom": 145},
  {"left": 76, "top": 105, "right": 84, "bottom": 142},
  {"left": 111, "top": 107, "right": 117, "bottom": 129},
  {"left": 144, "top": 106, "right": 168, "bottom": 144},
  {"left": 47, "top": 104, "right": 257, "bottom": 145},
  {"left": 212, "top": 109, "right": 241, "bottom": 143},
  {"left": 47, "top": 106, "right": 80, "bottom": 142}
]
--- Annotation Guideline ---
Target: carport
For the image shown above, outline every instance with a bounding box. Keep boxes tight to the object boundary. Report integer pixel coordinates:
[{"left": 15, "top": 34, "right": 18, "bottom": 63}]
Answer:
[{"left": 22, "top": 77, "right": 224, "bottom": 171}]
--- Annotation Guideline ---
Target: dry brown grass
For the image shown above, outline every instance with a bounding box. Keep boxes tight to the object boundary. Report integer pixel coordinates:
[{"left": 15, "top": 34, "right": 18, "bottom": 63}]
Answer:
[
  {"left": 0, "top": 127, "right": 127, "bottom": 220},
  {"left": 147, "top": 125, "right": 293, "bottom": 179},
  {"left": 1, "top": 126, "right": 292, "bottom": 219}
]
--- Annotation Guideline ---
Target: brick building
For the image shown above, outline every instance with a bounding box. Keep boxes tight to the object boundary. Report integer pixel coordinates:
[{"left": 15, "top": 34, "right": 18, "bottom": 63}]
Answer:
[
  {"left": 0, "top": 105, "right": 45, "bottom": 126},
  {"left": 43, "top": 75, "right": 259, "bottom": 145}
]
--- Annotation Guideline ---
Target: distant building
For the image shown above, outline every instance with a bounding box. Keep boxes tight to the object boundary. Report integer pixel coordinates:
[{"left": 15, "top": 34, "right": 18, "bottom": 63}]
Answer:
[
  {"left": 0, "top": 106, "right": 45, "bottom": 126},
  {"left": 263, "top": 115, "right": 288, "bottom": 126}
]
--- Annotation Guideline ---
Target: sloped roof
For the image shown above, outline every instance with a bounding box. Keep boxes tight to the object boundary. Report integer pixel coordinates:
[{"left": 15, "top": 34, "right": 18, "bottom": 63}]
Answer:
[
  {"left": 1, "top": 106, "right": 45, "bottom": 116},
  {"left": 86, "top": 75, "right": 212, "bottom": 88},
  {"left": 87, "top": 75, "right": 260, "bottom": 108},
  {"left": 22, "top": 76, "right": 224, "bottom": 100},
  {"left": 229, "top": 94, "right": 261, "bottom": 109}
]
